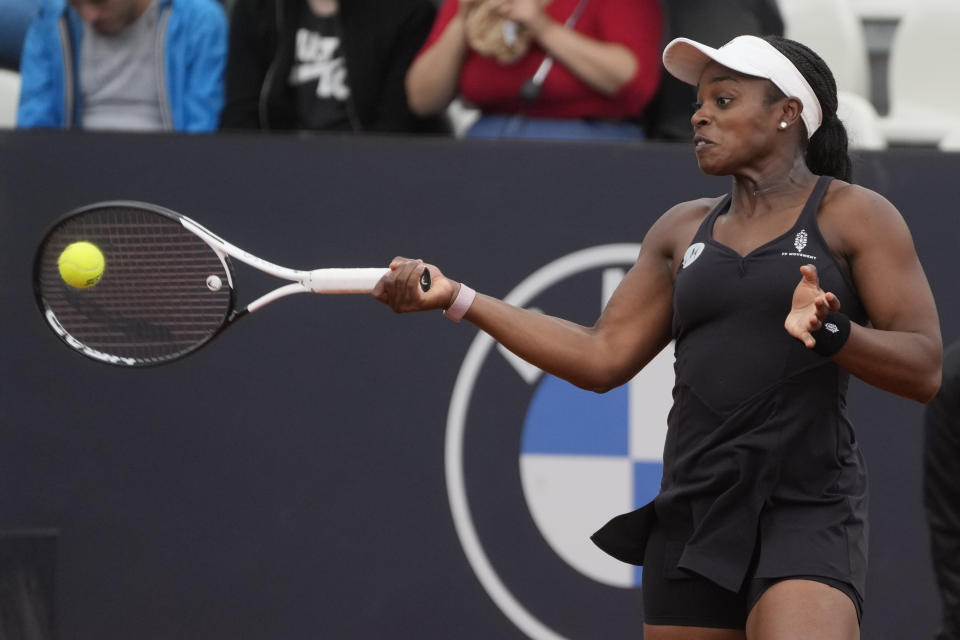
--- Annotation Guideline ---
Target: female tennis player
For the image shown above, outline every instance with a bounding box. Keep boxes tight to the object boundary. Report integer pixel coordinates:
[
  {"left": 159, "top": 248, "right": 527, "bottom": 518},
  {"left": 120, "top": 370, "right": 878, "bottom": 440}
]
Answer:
[{"left": 374, "top": 35, "right": 942, "bottom": 639}]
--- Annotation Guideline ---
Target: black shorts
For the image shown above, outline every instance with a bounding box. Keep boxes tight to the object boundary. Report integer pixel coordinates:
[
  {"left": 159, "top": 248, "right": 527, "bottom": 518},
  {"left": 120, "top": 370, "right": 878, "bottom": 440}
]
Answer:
[{"left": 641, "top": 524, "right": 863, "bottom": 628}]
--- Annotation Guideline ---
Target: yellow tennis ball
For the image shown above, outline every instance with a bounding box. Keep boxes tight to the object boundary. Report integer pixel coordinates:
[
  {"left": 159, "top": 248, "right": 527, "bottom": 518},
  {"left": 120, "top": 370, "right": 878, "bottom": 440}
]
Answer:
[{"left": 58, "top": 241, "right": 105, "bottom": 288}]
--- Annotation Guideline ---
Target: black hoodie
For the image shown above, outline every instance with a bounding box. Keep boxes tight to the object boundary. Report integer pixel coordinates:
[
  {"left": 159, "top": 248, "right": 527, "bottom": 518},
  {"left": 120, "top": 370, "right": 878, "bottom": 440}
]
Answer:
[{"left": 220, "top": 0, "right": 448, "bottom": 133}]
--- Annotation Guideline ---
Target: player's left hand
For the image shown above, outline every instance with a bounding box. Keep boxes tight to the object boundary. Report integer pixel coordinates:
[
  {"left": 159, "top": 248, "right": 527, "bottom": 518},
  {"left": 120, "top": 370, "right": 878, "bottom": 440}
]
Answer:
[{"left": 784, "top": 264, "right": 842, "bottom": 348}]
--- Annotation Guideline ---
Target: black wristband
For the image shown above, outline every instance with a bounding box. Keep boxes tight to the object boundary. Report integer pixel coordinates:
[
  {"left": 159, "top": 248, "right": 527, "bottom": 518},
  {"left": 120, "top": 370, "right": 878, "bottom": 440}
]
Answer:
[{"left": 811, "top": 311, "right": 851, "bottom": 357}]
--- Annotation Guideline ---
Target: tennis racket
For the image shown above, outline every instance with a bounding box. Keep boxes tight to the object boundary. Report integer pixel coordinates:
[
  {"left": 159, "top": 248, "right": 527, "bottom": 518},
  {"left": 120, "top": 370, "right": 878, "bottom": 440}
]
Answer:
[{"left": 33, "top": 200, "right": 429, "bottom": 367}]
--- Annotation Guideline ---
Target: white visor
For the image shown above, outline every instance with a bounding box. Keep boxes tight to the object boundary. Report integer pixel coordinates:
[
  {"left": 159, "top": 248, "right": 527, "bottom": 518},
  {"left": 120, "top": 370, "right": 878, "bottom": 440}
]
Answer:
[{"left": 662, "top": 35, "right": 823, "bottom": 138}]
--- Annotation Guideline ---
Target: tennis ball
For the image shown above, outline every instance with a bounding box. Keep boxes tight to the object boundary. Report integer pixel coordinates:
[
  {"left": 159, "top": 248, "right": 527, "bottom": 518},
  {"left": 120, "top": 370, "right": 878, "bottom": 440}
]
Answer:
[{"left": 58, "top": 241, "right": 105, "bottom": 288}]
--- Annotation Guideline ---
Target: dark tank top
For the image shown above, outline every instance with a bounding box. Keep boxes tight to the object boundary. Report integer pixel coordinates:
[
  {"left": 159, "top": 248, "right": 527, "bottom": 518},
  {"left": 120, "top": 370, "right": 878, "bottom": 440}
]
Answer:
[{"left": 593, "top": 176, "right": 870, "bottom": 600}]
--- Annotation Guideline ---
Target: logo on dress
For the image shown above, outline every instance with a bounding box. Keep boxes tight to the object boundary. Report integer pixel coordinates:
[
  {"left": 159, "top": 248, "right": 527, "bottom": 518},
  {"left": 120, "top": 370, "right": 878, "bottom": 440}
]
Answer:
[
  {"left": 682, "top": 242, "right": 705, "bottom": 268},
  {"left": 782, "top": 229, "right": 817, "bottom": 260}
]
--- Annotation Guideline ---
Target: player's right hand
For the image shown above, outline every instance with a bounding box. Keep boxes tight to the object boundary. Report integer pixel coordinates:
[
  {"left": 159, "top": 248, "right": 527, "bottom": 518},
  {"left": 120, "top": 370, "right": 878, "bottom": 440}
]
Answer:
[{"left": 373, "top": 257, "right": 457, "bottom": 314}]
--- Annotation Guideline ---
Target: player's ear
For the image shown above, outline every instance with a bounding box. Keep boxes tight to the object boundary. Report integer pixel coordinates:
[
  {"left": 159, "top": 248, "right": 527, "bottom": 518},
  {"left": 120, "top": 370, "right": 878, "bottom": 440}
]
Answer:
[{"left": 779, "top": 97, "right": 803, "bottom": 130}]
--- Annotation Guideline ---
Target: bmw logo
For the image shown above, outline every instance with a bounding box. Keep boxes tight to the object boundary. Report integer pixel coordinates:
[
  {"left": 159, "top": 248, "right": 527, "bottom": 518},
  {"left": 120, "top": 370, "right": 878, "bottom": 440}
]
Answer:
[{"left": 446, "top": 245, "right": 674, "bottom": 638}]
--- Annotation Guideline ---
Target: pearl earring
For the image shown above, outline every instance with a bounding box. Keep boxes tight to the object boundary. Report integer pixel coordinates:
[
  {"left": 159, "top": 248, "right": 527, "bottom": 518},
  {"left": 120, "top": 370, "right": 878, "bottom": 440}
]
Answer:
[{"left": 779, "top": 121, "right": 788, "bottom": 130}]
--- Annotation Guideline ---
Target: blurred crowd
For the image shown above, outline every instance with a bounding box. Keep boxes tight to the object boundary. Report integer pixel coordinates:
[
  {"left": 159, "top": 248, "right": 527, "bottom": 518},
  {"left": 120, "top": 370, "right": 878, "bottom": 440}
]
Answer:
[{"left": 3, "top": 0, "right": 785, "bottom": 141}]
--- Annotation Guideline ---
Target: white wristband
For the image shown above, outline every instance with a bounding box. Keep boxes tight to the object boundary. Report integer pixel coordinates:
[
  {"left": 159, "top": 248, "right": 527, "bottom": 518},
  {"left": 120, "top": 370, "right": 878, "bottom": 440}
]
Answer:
[{"left": 443, "top": 283, "right": 476, "bottom": 323}]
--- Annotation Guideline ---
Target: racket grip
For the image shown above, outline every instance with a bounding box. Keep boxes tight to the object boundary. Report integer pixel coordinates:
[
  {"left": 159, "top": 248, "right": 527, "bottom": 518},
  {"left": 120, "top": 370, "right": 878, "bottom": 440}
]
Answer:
[
  {"left": 306, "top": 267, "right": 432, "bottom": 293},
  {"left": 307, "top": 268, "right": 389, "bottom": 293}
]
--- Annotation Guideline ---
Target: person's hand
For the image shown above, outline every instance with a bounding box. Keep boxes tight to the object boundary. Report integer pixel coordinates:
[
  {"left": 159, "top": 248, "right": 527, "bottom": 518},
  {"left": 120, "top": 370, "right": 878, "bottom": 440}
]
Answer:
[
  {"left": 784, "top": 264, "right": 842, "bottom": 348},
  {"left": 490, "top": 0, "right": 550, "bottom": 36},
  {"left": 372, "top": 257, "right": 458, "bottom": 314}
]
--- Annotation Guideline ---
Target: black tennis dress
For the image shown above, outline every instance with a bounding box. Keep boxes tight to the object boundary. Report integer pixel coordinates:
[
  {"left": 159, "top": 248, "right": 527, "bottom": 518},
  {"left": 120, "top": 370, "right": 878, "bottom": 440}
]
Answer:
[{"left": 593, "top": 175, "right": 870, "bottom": 601}]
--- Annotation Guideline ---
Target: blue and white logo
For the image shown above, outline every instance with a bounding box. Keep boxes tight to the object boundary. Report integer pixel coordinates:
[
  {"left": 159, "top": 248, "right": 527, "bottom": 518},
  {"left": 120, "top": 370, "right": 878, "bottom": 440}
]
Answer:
[{"left": 447, "top": 245, "right": 674, "bottom": 639}]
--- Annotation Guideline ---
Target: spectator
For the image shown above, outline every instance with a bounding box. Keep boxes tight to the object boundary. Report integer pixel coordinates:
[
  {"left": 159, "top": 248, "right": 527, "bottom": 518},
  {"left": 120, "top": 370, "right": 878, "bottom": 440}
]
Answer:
[
  {"left": 220, "top": 0, "right": 448, "bottom": 134},
  {"left": 405, "top": 0, "right": 662, "bottom": 141},
  {"left": 925, "top": 341, "right": 960, "bottom": 640},
  {"left": 646, "top": 0, "right": 783, "bottom": 140},
  {"left": 17, "top": 0, "right": 227, "bottom": 131}
]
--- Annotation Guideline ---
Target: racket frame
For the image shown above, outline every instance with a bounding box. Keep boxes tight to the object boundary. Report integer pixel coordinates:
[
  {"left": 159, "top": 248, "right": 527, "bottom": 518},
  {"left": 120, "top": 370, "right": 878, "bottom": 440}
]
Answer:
[
  {"left": 33, "top": 201, "right": 399, "bottom": 367},
  {"left": 177, "top": 214, "right": 388, "bottom": 315}
]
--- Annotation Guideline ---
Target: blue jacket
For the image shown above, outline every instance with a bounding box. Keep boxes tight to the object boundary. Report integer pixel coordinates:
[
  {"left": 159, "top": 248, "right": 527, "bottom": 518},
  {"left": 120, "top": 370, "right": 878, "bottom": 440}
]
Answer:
[{"left": 17, "top": 0, "right": 226, "bottom": 131}]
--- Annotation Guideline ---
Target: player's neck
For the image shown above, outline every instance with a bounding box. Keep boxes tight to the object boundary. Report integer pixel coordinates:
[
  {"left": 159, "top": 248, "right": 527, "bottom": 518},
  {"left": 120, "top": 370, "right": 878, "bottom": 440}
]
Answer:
[{"left": 731, "top": 155, "right": 815, "bottom": 215}]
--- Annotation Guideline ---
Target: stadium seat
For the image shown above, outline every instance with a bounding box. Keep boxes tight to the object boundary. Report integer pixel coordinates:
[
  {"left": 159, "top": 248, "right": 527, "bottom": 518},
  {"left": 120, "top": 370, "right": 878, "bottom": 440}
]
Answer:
[
  {"left": 939, "top": 129, "right": 960, "bottom": 153},
  {"left": 779, "top": 0, "right": 871, "bottom": 100},
  {"left": 838, "top": 90, "right": 886, "bottom": 150},
  {"left": 848, "top": 0, "right": 907, "bottom": 21},
  {"left": 0, "top": 69, "right": 19, "bottom": 128},
  {"left": 881, "top": 1, "right": 960, "bottom": 145}
]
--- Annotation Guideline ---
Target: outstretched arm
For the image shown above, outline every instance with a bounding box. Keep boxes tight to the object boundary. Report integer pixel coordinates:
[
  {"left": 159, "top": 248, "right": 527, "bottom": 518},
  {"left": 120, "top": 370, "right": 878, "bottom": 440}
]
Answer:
[
  {"left": 784, "top": 186, "right": 942, "bottom": 402},
  {"left": 373, "top": 207, "right": 689, "bottom": 392}
]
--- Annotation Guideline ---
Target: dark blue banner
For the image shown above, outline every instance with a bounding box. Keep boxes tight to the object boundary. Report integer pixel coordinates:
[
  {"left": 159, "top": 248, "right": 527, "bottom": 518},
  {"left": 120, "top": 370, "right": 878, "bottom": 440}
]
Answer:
[{"left": 0, "top": 130, "right": 956, "bottom": 639}]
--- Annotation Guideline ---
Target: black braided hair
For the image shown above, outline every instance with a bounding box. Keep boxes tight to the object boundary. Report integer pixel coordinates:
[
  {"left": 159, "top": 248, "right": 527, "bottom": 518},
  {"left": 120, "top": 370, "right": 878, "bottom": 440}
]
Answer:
[{"left": 762, "top": 36, "right": 853, "bottom": 182}]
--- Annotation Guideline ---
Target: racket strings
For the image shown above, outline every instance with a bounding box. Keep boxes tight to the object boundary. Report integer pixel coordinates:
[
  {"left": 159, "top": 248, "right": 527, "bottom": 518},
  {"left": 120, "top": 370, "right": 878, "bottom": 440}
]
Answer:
[{"left": 37, "top": 206, "right": 232, "bottom": 364}]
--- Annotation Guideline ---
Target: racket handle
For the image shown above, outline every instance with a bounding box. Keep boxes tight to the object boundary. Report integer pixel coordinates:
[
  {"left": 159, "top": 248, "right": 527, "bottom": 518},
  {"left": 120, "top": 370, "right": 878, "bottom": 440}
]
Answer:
[
  {"left": 307, "top": 268, "right": 388, "bottom": 293},
  {"left": 306, "top": 267, "right": 432, "bottom": 293}
]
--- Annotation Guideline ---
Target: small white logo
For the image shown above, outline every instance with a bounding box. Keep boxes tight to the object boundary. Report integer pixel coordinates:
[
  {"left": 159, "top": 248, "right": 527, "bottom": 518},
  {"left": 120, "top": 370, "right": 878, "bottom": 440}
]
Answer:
[
  {"left": 682, "top": 242, "right": 705, "bottom": 268},
  {"left": 824, "top": 322, "right": 839, "bottom": 334},
  {"left": 782, "top": 229, "right": 816, "bottom": 260}
]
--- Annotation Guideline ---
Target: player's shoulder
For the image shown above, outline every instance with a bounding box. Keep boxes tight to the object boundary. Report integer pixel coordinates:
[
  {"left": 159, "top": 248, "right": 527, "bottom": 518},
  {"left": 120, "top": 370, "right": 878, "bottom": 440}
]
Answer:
[
  {"left": 821, "top": 179, "right": 913, "bottom": 258},
  {"left": 641, "top": 196, "right": 722, "bottom": 258},
  {"left": 823, "top": 180, "right": 900, "bottom": 218},
  {"left": 657, "top": 195, "right": 722, "bottom": 223},
  {"left": 822, "top": 179, "right": 906, "bottom": 231},
  {"left": 652, "top": 196, "right": 722, "bottom": 235}
]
